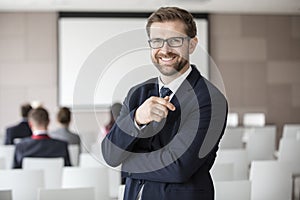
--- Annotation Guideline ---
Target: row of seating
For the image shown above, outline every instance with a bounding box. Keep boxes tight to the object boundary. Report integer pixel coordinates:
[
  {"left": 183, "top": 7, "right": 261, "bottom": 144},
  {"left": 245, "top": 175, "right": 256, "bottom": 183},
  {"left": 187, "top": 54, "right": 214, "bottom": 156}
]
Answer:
[
  {"left": 0, "top": 153, "right": 120, "bottom": 200},
  {"left": 1, "top": 159, "right": 298, "bottom": 200}
]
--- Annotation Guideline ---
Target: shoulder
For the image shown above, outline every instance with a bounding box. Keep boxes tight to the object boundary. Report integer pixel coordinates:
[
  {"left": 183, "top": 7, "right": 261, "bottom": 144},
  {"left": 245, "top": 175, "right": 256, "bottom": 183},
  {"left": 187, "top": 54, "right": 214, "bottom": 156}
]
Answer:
[{"left": 127, "top": 77, "right": 157, "bottom": 95}]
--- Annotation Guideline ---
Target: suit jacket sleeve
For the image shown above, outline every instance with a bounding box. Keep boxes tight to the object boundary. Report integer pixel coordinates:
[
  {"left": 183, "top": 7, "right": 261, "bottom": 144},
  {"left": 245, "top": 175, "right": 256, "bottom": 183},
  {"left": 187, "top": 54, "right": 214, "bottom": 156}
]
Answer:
[{"left": 5, "top": 128, "right": 13, "bottom": 145}]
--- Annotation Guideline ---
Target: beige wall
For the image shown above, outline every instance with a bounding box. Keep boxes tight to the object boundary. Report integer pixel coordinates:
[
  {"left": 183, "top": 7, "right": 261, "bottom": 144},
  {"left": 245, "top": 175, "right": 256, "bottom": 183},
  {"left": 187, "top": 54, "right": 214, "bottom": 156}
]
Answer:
[
  {"left": 0, "top": 12, "right": 109, "bottom": 148},
  {"left": 0, "top": 12, "right": 58, "bottom": 132},
  {"left": 0, "top": 12, "right": 299, "bottom": 145},
  {"left": 210, "top": 14, "right": 300, "bottom": 141}
]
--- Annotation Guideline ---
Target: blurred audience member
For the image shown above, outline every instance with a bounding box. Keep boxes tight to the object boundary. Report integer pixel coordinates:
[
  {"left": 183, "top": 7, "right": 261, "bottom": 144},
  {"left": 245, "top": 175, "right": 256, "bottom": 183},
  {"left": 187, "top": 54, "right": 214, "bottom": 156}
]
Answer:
[
  {"left": 13, "top": 107, "right": 71, "bottom": 168},
  {"left": 50, "top": 107, "right": 80, "bottom": 145},
  {"left": 100, "top": 102, "right": 122, "bottom": 137},
  {"left": 5, "top": 103, "right": 33, "bottom": 145}
]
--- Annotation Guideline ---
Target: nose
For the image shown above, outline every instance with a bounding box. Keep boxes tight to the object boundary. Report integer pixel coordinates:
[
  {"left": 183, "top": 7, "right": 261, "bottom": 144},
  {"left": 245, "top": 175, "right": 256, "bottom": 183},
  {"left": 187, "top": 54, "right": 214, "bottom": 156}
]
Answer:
[{"left": 160, "top": 41, "right": 172, "bottom": 53}]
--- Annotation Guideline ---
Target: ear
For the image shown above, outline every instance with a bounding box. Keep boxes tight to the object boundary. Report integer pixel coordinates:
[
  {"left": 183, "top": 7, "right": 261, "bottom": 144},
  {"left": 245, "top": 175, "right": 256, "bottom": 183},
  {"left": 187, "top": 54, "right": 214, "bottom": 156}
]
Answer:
[
  {"left": 189, "top": 37, "right": 198, "bottom": 54},
  {"left": 28, "top": 121, "right": 33, "bottom": 129}
]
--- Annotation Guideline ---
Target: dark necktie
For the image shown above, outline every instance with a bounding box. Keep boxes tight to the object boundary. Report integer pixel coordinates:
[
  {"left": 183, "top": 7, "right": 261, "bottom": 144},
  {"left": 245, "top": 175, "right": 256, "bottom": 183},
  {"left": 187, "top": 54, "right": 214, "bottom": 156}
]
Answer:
[{"left": 160, "top": 86, "right": 172, "bottom": 98}]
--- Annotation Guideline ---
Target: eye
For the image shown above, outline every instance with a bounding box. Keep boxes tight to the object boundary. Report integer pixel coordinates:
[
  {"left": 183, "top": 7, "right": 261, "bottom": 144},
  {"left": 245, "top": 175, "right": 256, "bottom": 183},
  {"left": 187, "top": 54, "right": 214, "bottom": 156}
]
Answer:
[{"left": 168, "top": 37, "right": 182, "bottom": 45}]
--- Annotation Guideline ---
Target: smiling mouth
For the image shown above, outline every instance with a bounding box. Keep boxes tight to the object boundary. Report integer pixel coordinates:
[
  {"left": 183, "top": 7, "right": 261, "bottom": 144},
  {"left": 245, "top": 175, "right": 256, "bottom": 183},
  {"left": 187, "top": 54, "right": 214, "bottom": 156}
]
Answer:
[{"left": 160, "top": 56, "right": 175, "bottom": 61}]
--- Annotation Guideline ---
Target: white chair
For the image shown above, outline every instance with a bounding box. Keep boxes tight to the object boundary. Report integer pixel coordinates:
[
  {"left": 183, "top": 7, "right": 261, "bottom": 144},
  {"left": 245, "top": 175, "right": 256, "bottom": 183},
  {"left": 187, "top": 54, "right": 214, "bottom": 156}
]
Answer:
[
  {"left": 0, "top": 169, "right": 44, "bottom": 200},
  {"left": 250, "top": 160, "right": 292, "bottom": 200},
  {"left": 62, "top": 167, "right": 109, "bottom": 200},
  {"left": 23, "top": 157, "right": 64, "bottom": 189},
  {"left": 0, "top": 157, "right": 5, "bottom": 169},
  {"left": 68, "top": 144, "right": 80, "bottom": 166},
  {"left": 211, "top": 163, "right": 234, "bottom": 182},
  {"left": 79, "top": 153, "right": 104, "bottom": 167},
  {"left": 227, "top": 113, "right": 239, "bottom": 127},
  {"left": 278, "top": 138, "right": 300, "bottom": 162},
  {"left": 118, "top": 185, "right": 125, "bottom": 200},
  {"left": 108, "top": 168, "right": 121, "bottom": 199},
  {"left": 245, "top": 126, "right": 276, "bottom": 163},
  {"left": 215, "top": 180, "right": 251, "bottom": 200},
  {"left": 219, "top": 127, "right": 245, "bottom": 149},
  {"left": 79, "top": 152, "right": 120, "bottom": 199},
  {"left": 215, "top": 149, "right": 249, "bottom": 180},
  {"left": 0, "top": 145, "right": 15, "bottom": 169},
  {"left": 243, "top": 113, "right": 265, "bottom": 127},
  {"left": 38, "top": 187, "right": 95, "bottom": 200},
  {"left": 0, "top": 190, "right": 12, "bottom": 200},
  {"left": 282, "top": 124, "right": 300, "bottom": 139}
]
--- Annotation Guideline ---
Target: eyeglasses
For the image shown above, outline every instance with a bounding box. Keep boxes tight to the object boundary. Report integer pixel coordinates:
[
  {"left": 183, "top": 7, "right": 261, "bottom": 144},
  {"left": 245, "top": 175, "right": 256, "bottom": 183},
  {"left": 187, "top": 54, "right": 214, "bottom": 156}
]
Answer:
[{"left": 148, "top": 37, "right": 190, "bottom": 49}]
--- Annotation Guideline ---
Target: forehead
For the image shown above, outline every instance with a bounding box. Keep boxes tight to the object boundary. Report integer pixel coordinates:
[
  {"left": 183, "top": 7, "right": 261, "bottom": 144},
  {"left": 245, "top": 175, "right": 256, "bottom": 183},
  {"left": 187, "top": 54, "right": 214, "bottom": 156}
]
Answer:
[{"left": 149, "top": 20, "right": 187, "bottom": 38}]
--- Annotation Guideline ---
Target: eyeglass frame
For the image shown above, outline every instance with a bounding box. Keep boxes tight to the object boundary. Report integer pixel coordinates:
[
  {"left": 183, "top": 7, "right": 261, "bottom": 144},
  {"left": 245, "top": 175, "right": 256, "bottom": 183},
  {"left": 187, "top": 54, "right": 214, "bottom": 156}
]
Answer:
[{"left": 148, "top": 36, "right": 190, "bottom": 49}]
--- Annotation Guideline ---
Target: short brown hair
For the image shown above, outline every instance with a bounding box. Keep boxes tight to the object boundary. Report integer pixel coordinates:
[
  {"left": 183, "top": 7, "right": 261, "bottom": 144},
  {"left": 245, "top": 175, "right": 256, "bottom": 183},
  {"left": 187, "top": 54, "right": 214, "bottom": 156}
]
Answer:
[
  {"left": 57, "top": 107, "right": 71, "bottom": 125},
  {"left": 146, "top": 7, "right": 197, "bottom": 38},
  {"left": 21, "top": 103, "right": 32, "bottom": 118},
  {"left": 28, "top": 107, "right": 49, "bottom": 127}
]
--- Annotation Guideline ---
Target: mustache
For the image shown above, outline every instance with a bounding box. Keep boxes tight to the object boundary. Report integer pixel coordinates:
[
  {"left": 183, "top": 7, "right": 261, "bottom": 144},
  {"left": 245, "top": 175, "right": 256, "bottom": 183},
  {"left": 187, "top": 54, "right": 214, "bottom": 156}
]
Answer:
[{"left": 156, "top": 52, "right": 179, "bottom": 59}]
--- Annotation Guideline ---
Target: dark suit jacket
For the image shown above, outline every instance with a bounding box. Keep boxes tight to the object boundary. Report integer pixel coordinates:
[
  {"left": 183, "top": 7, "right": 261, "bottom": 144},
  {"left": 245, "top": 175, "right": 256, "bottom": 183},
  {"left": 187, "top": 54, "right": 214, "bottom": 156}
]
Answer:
[
  {"left": 102, "top": 65, "right": 228, "bottom": 200},
  {"left": 5, "top": 120, "right": 32, "bottom": 145},
  {"left": 13, "top": 134, "right": 71, "bottom": 168}
]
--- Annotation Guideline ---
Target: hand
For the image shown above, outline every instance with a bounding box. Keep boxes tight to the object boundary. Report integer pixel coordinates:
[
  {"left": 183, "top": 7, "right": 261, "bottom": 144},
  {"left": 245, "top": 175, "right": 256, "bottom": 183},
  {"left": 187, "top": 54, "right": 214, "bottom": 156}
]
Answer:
[{"left": 135, "top": 96, "right": 176, "bottom": 125}]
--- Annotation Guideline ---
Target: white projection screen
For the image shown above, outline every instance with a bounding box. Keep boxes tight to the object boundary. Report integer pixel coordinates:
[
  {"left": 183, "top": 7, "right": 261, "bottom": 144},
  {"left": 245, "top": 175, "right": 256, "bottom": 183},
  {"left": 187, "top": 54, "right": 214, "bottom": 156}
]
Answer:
[{"left": 58, "top": 12, "right": 209, "bottom": 109}]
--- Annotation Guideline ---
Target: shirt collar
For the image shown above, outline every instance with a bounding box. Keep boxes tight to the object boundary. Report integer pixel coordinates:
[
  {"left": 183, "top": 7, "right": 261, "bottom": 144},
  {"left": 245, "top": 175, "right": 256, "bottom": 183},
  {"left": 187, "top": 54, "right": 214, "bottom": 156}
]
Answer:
[
  {"left": 33, "top": 130, "right": 48, "bottom": 136},
  {"left": 158, "top": 65, "right": 192, "bottom": 99}
]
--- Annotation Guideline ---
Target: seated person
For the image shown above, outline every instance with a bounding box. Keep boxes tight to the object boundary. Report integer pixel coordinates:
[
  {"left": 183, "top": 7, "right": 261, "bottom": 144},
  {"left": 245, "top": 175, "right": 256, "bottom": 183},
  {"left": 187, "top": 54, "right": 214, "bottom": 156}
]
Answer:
[
  {"left": 5, "top": 103, "right": 33, "bottom": 145},
  {"left": 13, "top": 107, "right": 71, "bottom": 168},
  {"left": 50, "top": 107, "right": 80, "bottom": 145}
]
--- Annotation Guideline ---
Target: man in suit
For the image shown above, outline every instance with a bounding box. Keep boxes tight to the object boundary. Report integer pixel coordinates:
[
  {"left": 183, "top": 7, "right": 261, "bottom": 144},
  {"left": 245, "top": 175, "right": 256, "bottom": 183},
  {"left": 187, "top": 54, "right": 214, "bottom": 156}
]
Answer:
[
  {"left": 5, "top": 103, "right": 33, "bottom": 145},
  {"left": 13, "top": 107, "right": 71, "bottom": 168},
  {"left": 50, "top": 107, "right": 80, "bottom": 145},
  {"left": 102, "top": 7, "right": 227, "bottom": 200}
]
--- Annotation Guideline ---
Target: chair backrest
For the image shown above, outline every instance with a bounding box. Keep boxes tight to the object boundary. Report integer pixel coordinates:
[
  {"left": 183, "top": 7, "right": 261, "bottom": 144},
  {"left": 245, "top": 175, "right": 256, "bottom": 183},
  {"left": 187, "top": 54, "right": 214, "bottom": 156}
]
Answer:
[
  {"left": 219, "top": 127, "right": 244, "bottom": 149},
  {"left": 62, "top": 167, "right": 109, "bottom": 200},
  {"left": 0, "top": 157, "right": 6, "bottom": 169},
  {"left": 215, "top": 180, "right": 251, "bottom": 200},
  {"left": 38, "top": 187, "right": 95, "bottom": 200},
  {"left": 79, "top": 153, "right": 103, "bottom": 167},
  {"left": 118, "top": 185, "right": 125, "bottom": 200},
  {"left": 278, "top": 138, "right": 300, "bottom": 163},
  {"left": 108, "top": 168, "right": 121, "bottom": 199},
  {"left": 0, "top": 190, "right": 12, "bottom": 200},
  {"left": 211, "top": 163, "right": 234, "bottom": 182},
  {"left": 250, "top": 160, "right": 292, "bottom": 200},
  {"left": 0, "top": 169, "right": 44, "bottom": 200},
  {"left": 245, "top": 126, "right": 276, "bottom": 162},
  {"left": 215, "top": 149, "right": 249, "bottom": 180},
  {"left": 68, "top": 144, "right": 80, "bottom": 166},
  {"left": 282, "top": 124, "right": 300, "bottom": 139},
  {"left": 227, "top": 113, "right": 239, "bottom": 127},
  {"left": 243, "top": 113, "right": 265, "bottom": 127},
  {"left": 23, "top": 157, "right": 64, "bottom": 189},
  {"left": 0, "top": 145, "right": 15, "bottom": 169}
]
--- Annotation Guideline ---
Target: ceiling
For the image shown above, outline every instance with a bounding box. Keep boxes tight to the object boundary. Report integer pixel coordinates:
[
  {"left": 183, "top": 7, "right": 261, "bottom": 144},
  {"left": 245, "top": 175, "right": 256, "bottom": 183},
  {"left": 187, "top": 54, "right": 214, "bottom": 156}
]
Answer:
[{"left": 0, "top": 0, "right": 299, "bottom": 15}]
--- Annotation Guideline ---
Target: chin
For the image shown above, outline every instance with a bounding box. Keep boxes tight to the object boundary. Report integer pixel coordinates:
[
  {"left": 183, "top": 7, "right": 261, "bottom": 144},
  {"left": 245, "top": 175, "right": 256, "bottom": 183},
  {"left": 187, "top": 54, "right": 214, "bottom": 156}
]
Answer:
[{"left": 158, "top": 66, "right": 180, "bottom": 76}]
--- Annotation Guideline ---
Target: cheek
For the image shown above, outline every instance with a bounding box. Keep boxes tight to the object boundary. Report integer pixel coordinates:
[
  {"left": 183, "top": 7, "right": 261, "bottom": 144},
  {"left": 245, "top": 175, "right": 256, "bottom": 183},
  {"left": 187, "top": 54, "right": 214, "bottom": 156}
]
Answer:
[{"left": 151, "top": 49, "right": 159, "bottom": 58}]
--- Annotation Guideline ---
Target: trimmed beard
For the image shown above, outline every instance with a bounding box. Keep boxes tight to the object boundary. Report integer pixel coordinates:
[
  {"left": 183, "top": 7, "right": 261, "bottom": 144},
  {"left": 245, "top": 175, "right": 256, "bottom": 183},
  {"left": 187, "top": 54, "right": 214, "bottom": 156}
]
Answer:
[{"left": 152, "top": 52, "right": 189, "bottom": 76}]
